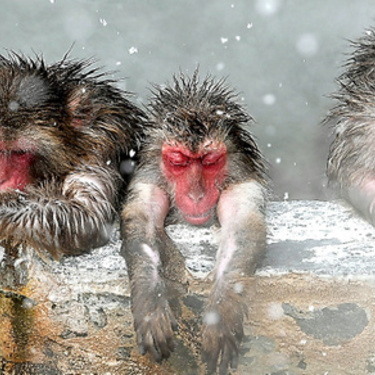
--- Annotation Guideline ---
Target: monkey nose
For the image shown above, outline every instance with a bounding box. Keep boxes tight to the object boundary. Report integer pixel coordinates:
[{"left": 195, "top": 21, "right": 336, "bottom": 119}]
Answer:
[{"left": 188, "top": 187, "right": 205, "bottom": 202}]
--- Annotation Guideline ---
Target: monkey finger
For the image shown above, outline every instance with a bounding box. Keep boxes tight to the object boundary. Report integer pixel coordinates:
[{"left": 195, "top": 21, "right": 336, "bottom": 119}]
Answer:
[
  {"left": 137, "top": 337, "right": 149, "bottom": 358},
  {"left": 218, "top": 346, "right": 232, "bottom": 375},
  {"left": 156, "top": 336, "right": 173, "bottom": 360},
  {"left": 218, "top": 350, "right": 239, "bottom": 375},
  {"left": 202, "top": 347, "right": 220, "bottom": 375},
  {"left": 166, "top": 331, "right": 175, "bottom": 353},
  {"left": 219, "top": 363, "right": 230, "bottom": 375},
  {"left": 230, "top": 351, "right": 239, "bottom": 371},
  {"left": 149, "top": 346, "right": 163, "bottom": 364},
  {"left": 218, "top": 332, "right": 239, "bottom": 375},
  {"left": 147, "top": 338, "right": 164, "bottom": 363},
  {"left": 136, "top": 329, "right": 147, "bottom": 356},
  {"left": 153, "top": 326, "right": 173, "bottom": 359},
  {"left": 148, "top": 322, "right": 175, "bottom": 361},
  {"left": 138, "top": 330, "right": 162, "bottom": 362},
  {"left": 138, "top": 342, "right": 146, "bottom": 356}
]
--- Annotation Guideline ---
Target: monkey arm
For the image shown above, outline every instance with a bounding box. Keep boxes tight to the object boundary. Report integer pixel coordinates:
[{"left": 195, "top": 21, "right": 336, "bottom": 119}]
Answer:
[
  {"left": 121, "top": 182, "right": 179, "bottom": 362},
  {"left": 202, "top": 180, "right": 267, "bottom": 375},
  {"left": 0, "top": 165, "right": 119, "bottom": 258},
  {"left": 345, "top": 180, "right": 375, "bottom": 226}
]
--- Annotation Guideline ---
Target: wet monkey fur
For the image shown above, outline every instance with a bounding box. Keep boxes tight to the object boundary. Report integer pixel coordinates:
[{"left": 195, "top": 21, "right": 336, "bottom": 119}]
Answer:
[
  {"left": 121, "top": 72, "right": 268, "bottom": 374},
  {"left": 327, "top": 29, "right": 375, "bottom": 225},
  {"left": 0, "top": 53, "right": 146, "bottom": 259}
]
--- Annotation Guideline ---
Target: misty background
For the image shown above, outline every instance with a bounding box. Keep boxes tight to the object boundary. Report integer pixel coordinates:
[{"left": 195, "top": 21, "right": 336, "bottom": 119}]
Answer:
[{"left": 1, "top": 0, "right": 374, "bottom": 200}]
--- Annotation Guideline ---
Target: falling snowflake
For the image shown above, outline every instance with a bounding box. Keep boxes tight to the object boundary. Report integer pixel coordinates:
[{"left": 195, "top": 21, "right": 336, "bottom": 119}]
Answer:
[
  {"left": 216, "top": 62, "right": 225, "bottom": 71},
  {"left": 99, "top": 18, "right": 108, "bottom": 26},
  {"left": 255, "top": 0, "right": 282, "bottom": 16},
  {"left": 128, "top": 46, "right": 138, "bottom": 55},
  {"left": 263, "top": 94, "right": 276, "bottom": 106},
  {"left": 203, "top": 311, "right": 220, "bottom": 326},
  {"left": 296, "top": 33, "right": 319, "bottom": 57}
]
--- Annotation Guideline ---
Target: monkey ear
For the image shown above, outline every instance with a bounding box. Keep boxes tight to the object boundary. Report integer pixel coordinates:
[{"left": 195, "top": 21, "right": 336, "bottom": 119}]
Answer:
[{"left": 67, "top": 86, "right": 92, "bottom": 127}]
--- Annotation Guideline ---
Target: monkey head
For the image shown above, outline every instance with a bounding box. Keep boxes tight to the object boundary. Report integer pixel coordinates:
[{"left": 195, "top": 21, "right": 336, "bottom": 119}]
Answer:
[
  {"left": 0, "top": 54, "right": 144, "bottom": 192},
  {"left": 144, "top": 72, "right": 265, "bottom": 226},
  {"left": 0, "top": 53, "right": 146, "bottom": 257}
]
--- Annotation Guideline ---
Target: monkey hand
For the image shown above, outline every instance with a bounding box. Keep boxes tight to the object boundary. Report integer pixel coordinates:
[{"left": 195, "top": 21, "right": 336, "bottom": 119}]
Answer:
[
  {"left": 133, "top": 296, "right": 177, "bottom": 362},
  {"left": 201, "top": 299, "right": 245, "bottom": 375}
]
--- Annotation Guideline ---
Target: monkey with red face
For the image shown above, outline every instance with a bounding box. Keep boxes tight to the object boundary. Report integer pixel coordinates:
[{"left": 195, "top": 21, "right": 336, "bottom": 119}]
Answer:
[
  {"left": 121, "top": 72, "right": 267, "bottom": 374},
  {"left": 0, "top": 53, "right": 146, "bottom": 260}
]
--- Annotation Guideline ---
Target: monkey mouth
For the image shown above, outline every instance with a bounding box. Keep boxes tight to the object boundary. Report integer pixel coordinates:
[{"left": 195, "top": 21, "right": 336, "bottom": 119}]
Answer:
[{"left": 183, "top": 208, "right": 214, "bottom": 226}]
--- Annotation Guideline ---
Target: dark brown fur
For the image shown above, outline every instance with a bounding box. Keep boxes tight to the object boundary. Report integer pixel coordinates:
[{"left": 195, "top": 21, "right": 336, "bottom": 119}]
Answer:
[
  {"left": 0, "top": 53, "right": 146, "bottom": 258},
  {"left": 121, "top": 72, "right": 267, "bottom": 374}
]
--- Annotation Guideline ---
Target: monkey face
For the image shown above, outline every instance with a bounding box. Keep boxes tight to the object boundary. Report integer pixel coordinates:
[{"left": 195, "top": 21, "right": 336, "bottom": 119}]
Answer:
[
  {"left": 162, "top": 140, "right": 227, "bottom": 225},
  {"left": 0, "top": 64, "right": 95, "bottom": 189},
  {"left": 0, "top": 71, "right": 58, "bottom": 189}
]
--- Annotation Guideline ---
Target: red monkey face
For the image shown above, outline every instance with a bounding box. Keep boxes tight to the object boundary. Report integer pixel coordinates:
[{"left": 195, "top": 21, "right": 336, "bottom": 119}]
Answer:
[{"left": 162, "top": 141, "right": 227, "bottom": 225}]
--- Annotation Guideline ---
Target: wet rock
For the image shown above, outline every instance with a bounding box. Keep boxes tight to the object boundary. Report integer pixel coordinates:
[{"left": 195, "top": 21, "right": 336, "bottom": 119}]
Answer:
[
  {"left": 0, "top": 200, "right": 374, "bottom": 374},
  {"left": 282, "top": 302, "right": 369, "bottom": 346}
]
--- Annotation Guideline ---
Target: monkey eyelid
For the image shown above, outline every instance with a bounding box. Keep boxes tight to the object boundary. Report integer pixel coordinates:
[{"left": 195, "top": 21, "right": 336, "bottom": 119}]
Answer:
[
  {"left": 166, "top": 151, "right": 190, "bottom": 167},
  {"left": 168, "top": 160, "right": 190, "bottom": 167},
  {"left": 201, "top": 153, "right": 225, "bottom": 166}
]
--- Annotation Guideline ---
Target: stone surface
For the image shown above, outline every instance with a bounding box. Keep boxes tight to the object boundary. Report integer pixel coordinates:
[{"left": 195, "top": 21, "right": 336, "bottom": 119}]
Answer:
[
  {"left": 262, "top": 200, "right": 375, "bottom": 277},
  {"left": 282, "top": 302, "right": 369, "bottom": 346},
  {"left": 0, "top": 200, "right": 375, "bottom": 374}
]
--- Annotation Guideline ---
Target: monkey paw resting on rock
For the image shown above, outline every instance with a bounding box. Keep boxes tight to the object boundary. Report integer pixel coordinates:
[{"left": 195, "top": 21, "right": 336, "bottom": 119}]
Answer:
[
  {"left": 0, "top": 53, "right": 146, "bottom": 259},
  {"left": 121, "top": 72, "right": 268, "bottom": 374}
]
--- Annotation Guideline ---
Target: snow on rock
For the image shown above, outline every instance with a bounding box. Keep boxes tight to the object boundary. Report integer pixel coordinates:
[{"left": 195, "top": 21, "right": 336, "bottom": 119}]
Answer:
[
  {"left": 170, "top": 200, "right": 375, "bottom": 279},
  {"left": 166, "top": 224, "right": 216, "bottom": 278},
  {"left": 1, "top": 200, "right": 373, "bottom": 292},
  {"left": 261, "top": 200, "right": 375, "bottom": 277}
]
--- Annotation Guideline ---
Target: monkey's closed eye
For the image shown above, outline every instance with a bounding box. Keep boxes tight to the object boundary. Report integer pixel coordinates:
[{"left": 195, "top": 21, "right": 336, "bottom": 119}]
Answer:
[
  {"left": 201, "top": 153, "right": 224, "bottom": 167},
  {"left": 167, "top": 152, "right": 190, "bottom": 167}
]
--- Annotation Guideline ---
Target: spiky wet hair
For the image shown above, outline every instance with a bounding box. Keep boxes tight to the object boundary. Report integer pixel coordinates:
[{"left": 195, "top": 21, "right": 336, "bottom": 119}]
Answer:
[
  {"left": 0, "top": 52, "right": 146, "bottom": 178},
  {"left": 148, "top": 71, "right": 252, "bottom": 148},
  {"left": 144, "top": 71, "right": 267, "bottom": 184},
  {"left": 327, "top": 28, "right": 375, "bottom": 186}
]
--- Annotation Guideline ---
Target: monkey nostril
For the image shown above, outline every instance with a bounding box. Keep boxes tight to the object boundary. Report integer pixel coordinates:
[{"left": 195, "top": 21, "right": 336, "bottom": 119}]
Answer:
[{"left": 188, "top": 190, "right": 205, "bottom": 202}]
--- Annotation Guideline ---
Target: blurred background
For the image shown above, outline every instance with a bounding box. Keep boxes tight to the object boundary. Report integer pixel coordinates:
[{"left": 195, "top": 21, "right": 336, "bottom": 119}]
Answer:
[{"left": 1, "top": 0, "right": 374, "bottom": 200}]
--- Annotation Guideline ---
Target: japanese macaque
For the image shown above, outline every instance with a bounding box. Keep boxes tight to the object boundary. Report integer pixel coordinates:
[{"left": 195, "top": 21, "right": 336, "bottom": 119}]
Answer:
[
  {"left": 121, "top": 72, "right": 267, "bottom": 374},
  {"left": 327, "top": 29, "right": 375, "bottom": 225},
  {"left": 0, "top": 53, "right": 146, "bottom": 259}
]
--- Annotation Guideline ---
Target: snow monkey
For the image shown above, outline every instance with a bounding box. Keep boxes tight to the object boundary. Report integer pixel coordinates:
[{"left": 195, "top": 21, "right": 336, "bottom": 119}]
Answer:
[
  {"left": 0, "top": 53, "right": 146, "bottom": 259},
  {"left": 327, "top": 28, "right": 375, "bottom": 225},
  {"left": 121, "top": 72, "right": 268, "bottom": 374}
]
